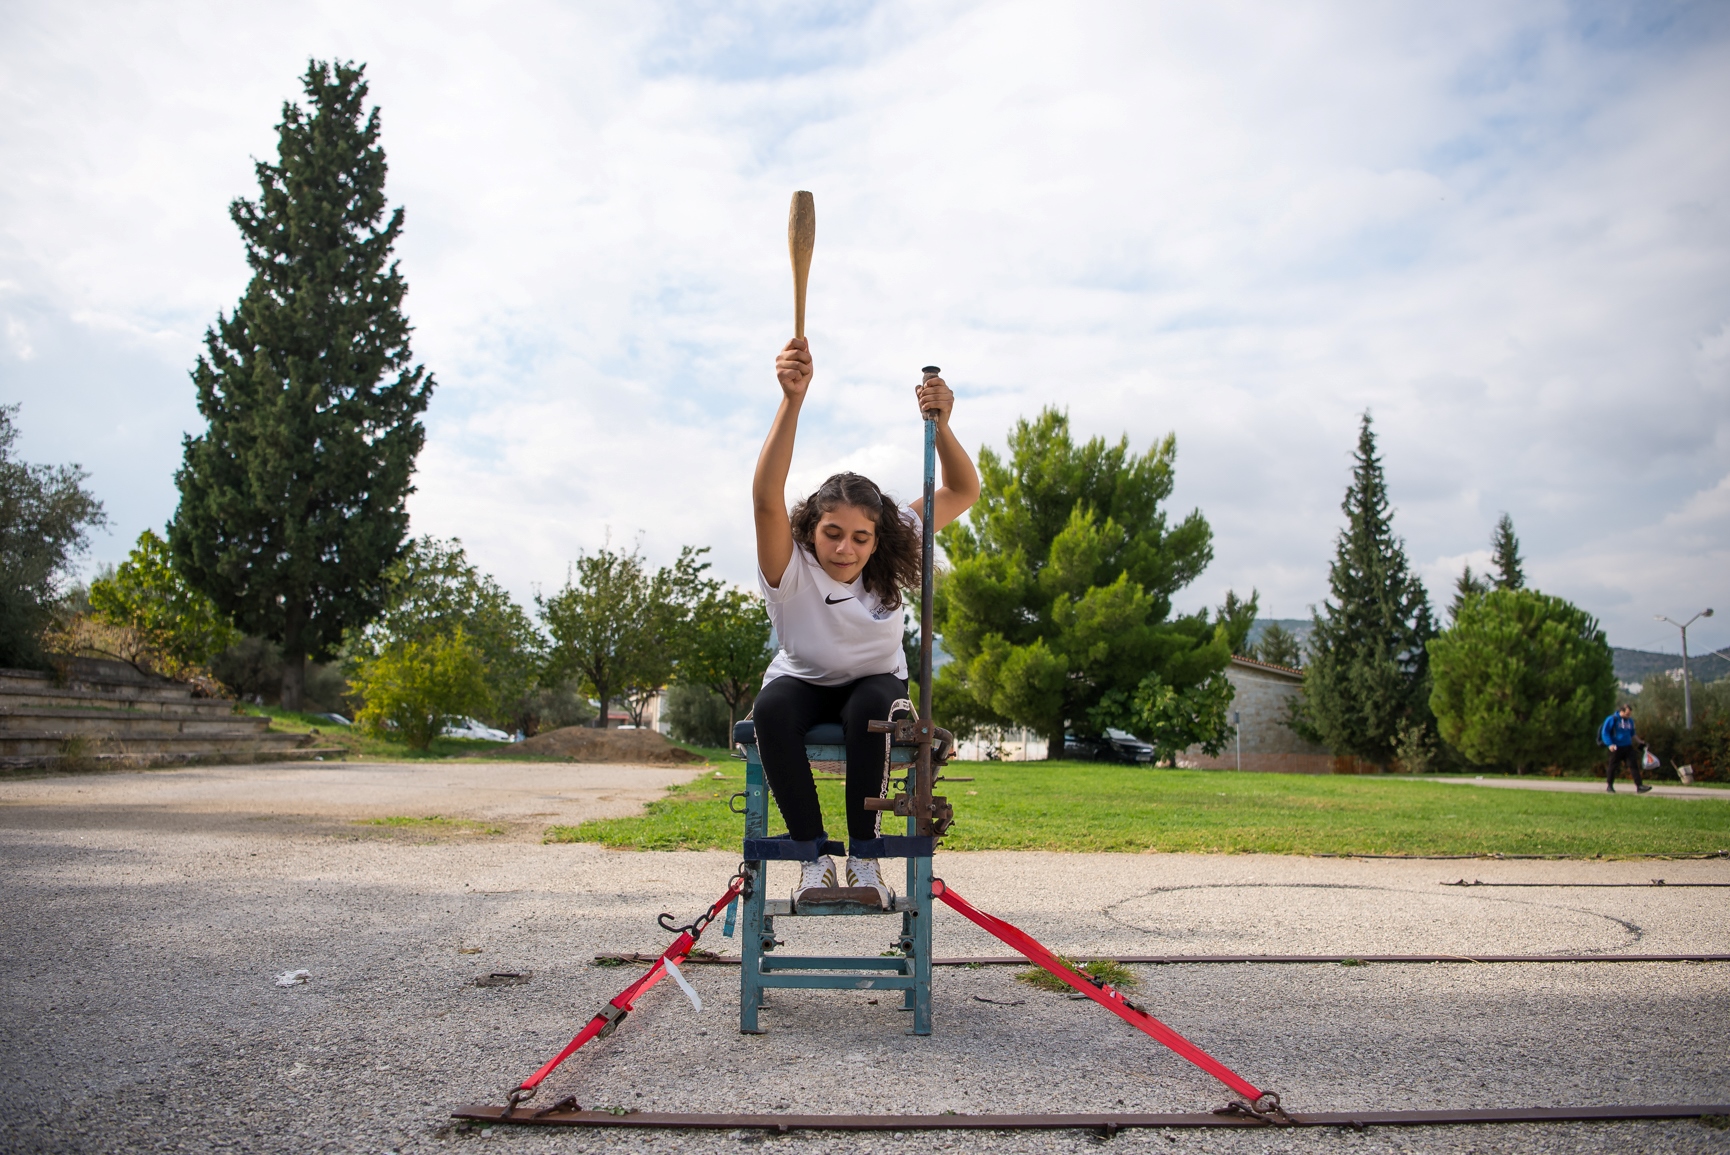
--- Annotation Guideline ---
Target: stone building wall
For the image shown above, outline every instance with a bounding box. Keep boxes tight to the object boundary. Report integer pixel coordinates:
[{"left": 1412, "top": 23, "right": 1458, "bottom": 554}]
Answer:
[{"left": 1179, "top": 656, "right": 1334, "bottom": 774}]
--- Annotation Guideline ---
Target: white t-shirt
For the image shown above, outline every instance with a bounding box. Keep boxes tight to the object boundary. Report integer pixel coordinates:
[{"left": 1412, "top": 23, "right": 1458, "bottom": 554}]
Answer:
[{"left": 758, "top": 508, "right": 919, "bottom": 687}]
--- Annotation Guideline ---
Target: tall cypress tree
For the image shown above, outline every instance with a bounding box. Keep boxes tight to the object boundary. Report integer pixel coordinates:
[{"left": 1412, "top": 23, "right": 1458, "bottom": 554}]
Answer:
[
  {"left": 1303, "top": 414, "right": 1436, "bottom": 767},
  {"left": 1489, "top": 513, "right": 1524, "bottom": 590},
  {"left": 171, "top": 61, "right": 433, "bottom": 709}
]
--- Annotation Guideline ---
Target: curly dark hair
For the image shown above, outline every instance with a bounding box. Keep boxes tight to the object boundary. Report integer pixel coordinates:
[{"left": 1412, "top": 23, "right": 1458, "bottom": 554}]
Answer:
[{"left": 789, "top": 472, "right": 921, "bottom": 611}]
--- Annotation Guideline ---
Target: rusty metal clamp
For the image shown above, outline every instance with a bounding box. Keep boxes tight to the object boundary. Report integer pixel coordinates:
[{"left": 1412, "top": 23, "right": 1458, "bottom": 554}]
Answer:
[
  {"left": 1213, "top": 1092, "right": 1293, "bottom": 1125},
  {"left": 501, "top": 1085, "right": 536, "bottom": 1118}
]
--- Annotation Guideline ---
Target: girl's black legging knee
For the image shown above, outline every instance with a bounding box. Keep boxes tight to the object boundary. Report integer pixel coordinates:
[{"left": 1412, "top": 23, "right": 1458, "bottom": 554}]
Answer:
[{"left": 752, "top": 672, "right": 907, "bottom": 846}]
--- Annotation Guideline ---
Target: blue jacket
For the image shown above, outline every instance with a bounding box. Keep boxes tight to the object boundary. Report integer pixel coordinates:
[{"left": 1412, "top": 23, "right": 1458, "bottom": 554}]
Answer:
[{"left": 1599, "top": 712, "right": 1636, "bottom": 747}]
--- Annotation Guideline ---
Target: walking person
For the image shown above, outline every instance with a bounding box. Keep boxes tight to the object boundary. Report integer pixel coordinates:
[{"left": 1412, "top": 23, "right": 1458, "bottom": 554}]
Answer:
[{"left": 1598, "top": 704, "right": 1651, "bottom": 793}]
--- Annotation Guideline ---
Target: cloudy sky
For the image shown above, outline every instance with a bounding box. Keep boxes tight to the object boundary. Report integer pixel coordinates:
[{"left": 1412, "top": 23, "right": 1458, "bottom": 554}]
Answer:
[{"left": 3, "top": 0, "right": 1726, "bottom": 654}]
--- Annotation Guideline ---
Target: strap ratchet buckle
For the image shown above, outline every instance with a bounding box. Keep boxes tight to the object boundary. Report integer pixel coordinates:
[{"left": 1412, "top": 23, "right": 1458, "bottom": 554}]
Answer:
[{"left": 595, "top": 1002, "right": 629, "bottom": 1039}]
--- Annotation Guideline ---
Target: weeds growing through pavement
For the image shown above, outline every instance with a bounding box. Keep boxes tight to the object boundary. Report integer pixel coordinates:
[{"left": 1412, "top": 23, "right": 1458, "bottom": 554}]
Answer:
[
  {"left": 357, "top": 815, "right": 504, "bottom": 836},
  {"left": 1017, "top": 956, "right": 1139, "bottom": 993}
]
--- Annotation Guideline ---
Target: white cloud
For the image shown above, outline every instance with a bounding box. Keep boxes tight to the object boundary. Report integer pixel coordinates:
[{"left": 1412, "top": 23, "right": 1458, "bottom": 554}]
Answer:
[{"left": 2, "top": 0, "right": 1726, "bottom": 653}]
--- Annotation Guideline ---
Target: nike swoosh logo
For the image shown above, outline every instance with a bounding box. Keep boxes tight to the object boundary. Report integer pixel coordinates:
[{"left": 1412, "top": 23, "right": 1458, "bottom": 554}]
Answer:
[{"left": 825, "top": 594, "right": 855, "bottom": 605}]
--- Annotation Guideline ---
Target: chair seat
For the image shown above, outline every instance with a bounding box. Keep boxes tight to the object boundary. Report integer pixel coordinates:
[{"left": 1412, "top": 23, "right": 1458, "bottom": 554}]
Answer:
[
  {"left": 734, "top": 719, "right": 846, "bottom": 746},
  {"left": 766, "top": 895, "right": 912, "bottom": 917}
]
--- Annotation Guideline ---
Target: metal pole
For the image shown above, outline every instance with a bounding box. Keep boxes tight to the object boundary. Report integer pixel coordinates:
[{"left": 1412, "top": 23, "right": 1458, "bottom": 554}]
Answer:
[
  {"left": 1232, "top": 711, "right": 1241, "bottom": 772},
  {"left": 917, "top": 367, "right": 940, "bottom": 825},
  {"left": 1682, "top": 628, "right": 1692, "bottom": 731},
  {"left": 1656, "top": 609, "right": 1715, "bottom": 731}
]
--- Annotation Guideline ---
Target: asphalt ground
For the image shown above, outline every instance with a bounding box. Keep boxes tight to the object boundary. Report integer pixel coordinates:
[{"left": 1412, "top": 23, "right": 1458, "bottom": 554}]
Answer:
[{"left": 1, "top": 759, "right": 1727, "bottom": 1155}]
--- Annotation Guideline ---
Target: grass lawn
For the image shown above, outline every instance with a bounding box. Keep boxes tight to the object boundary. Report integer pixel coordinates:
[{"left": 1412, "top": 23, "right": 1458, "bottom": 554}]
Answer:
[
  {"left": 243, "top": 704, "right": 515, "bottom": 760},
  {"left": 245, "top": 706, "right": 732, "bottom": 764},
  {"left": 550, "top": 759, "right": 1730, "bottom": 857}
]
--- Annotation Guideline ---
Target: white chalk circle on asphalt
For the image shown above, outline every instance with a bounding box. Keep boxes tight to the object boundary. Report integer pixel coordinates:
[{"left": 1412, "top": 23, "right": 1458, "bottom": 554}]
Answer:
[{"left": 1102, "top": 883, "right": 1643, "bottom": 956}]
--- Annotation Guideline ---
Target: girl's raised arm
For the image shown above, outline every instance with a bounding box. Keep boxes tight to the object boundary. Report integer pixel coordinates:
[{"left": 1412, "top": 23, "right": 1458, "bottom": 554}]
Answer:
[
  {"left": 753, "top": 338, "right": 812, "bottom": 588},
  {"left": 909, "top": 373, "right": 981, "bottom": 531}
]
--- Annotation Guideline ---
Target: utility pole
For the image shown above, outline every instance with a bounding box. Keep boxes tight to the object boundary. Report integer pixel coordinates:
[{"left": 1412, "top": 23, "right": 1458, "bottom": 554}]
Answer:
[{"left": 1655, "top": 608, "right": 1715, "bottom": 730}]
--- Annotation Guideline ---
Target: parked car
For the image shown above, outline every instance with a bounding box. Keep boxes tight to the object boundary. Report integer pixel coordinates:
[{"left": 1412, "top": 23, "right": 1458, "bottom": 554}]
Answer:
[
  {"left": 1063, "top": 727, "right": 1157, "bottom": 764},
  {"left": 442, "top": 717, "right": 512, "bottom": 742},
  {"left": 316, "top": 712, "right": 352, "bottom": 726}
]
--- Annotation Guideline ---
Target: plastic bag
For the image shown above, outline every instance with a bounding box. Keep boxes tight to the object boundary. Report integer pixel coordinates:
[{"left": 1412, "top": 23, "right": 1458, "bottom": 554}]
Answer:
[{"left": 1641, "top": 750, "right": 1660, "bottom": 771}]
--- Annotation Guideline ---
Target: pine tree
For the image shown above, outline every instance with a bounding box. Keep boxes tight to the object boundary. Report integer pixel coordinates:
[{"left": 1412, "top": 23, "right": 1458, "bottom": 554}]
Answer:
[
  {"left": 1490, "top": 513, "right": 1524, "bottom": 590},
  {"left": 1251, "top": 621, "right": 1304, "bottom": 669},
  {"left": 1216, "top": 588, "right": 1259, "bottom": 656},
  {"left": 170, "top": 61, "right": 433, "bottom": 709},
  {"left": 1449, "top": 564, "right": 1490, "bottom": 623},
  {"left": 933, "top": 408, "right": 1222, "bottom": 757},
  {"left": 1428, "top": 589, "right": 1615, "bottom": 774},
  {"left": 1303, "top": 413, "right": 1437, "bottom": 767}
]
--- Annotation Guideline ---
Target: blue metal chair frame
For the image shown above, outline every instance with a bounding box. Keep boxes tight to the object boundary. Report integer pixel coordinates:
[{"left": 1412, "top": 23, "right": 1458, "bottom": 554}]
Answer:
[
  {"left": 733, "top": 720, "right": 934, "bottom": 1036},
  {"left": 729, "top": 364, "right": 948, "bottom": 1037}
]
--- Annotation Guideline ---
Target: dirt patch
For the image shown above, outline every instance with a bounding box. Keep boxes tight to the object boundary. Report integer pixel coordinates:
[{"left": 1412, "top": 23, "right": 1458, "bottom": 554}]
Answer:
[{"left": 494, "top": 726, "right": 706, "bottom": 764}]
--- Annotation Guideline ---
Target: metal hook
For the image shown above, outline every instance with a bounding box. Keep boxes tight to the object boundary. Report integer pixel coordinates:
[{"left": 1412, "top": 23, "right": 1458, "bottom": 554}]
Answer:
[{"left": 656, "top": 912, "right": 697, "bottom": 935}]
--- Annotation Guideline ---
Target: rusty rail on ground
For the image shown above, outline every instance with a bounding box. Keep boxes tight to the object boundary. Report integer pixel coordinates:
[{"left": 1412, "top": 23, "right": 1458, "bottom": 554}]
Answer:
[
  {"left": 595, "top": 952, "right": 1730, "bottom": 967},
  {"left": 454, "top": 1102, "right": 1730, "bottom": 1131}
]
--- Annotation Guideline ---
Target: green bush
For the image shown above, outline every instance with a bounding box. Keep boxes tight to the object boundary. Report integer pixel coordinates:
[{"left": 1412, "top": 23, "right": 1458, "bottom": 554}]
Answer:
[
  {"left": 350, "top": 537, "right": 543, "bottom": 731},
  {"left": 521, "top": 678, "right": 597, "bottom": 734},
  {"left": 0, "top": 404, "right": 106, "bottom": 669},
  {"left": 210, "top": 635, "right": 282, "bottom": 701},
  {"left": 210, "top": 635, "right": 349, "bottom": 713},
  {"left": 1632, "top": 674, "right": 1730, "bottom": 782},
  {"left": 1428, "top": 589, "right": 1616, "bottom": 773},
  {"left": 88, "top": 529, "right": 239, "bottom": 678},
  {"left": 666, "top": 681, "right": 731, "bottom": 747},
  {"left": 352, "top": 628, "right": 490, "bottom": 750}
]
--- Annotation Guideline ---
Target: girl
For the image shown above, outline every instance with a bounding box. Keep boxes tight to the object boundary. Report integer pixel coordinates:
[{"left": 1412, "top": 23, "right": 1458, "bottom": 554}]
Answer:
[{"left": 753, "top": 337, "right": 980, "bottom": 907}]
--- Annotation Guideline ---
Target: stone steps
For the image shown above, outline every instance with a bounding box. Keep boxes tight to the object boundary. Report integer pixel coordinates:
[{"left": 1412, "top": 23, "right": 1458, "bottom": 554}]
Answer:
[
  {"left": 0, "top": 730, "right": 313, "bottom": 759},
  {"left": 0, "top": 707, "right": 273, "bottom": 738},
  {"left": 0, "top": 658, "right": 336, "bottom": 770},
  {"left": 0, "top": 684, "right": 237, "bottom": 712}
]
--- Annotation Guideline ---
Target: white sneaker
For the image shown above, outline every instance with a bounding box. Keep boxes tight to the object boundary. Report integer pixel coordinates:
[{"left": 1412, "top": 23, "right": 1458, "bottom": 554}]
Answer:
[
  {"left": 793, "top": 856, "right": 838, "bottom": 906},
  {"left": 845, "top": 856, "right": 895, "bottom": 909}
]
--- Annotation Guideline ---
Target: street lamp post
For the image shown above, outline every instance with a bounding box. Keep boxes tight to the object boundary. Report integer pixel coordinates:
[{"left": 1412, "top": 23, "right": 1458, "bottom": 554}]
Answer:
[
  {"left": 1232, "top": 711, "right": 1242, "bottom": 772},
  {"left": 1655, "top": 608, "right": 1715, "bottom": 730}
]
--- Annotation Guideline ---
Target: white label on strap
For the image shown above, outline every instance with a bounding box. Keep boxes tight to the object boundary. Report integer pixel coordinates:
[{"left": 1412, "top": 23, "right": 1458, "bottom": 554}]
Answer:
[{"left": 663, "top": 958, "right": 702, "bottom": 1013}]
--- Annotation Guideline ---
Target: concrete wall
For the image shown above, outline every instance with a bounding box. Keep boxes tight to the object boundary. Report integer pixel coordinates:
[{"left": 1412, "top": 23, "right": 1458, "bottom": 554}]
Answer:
[
  {"left": 952, "top": 729, "right": 1049, "bottom": 762},
  {"left": 1179, "top": 657, "right": 1333, "bottom": 773}
]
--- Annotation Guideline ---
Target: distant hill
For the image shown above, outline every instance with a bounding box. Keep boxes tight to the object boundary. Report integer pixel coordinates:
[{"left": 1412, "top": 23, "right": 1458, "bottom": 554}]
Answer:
[
  {"left": 1245, "top": 621, "right": 1726, "bottom": 686},
  {"left": 1612, "top": 647, "right": 1729, "bottom": 686}
]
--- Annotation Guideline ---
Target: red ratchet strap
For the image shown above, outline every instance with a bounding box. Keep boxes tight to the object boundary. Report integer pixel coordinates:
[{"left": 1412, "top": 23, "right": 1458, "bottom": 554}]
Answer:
[
  {"left": 931, "top": 879, "right": 1271, "bottom": 1107},
  {"left": 501, "top": 873, "right": 749, "bottom": 1117}
]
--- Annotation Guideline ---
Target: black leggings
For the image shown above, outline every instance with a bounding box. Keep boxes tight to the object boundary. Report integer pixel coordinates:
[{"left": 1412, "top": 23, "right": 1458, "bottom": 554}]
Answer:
[{"left": 753, "top": 672, "right": 907, "bottom": 846}]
